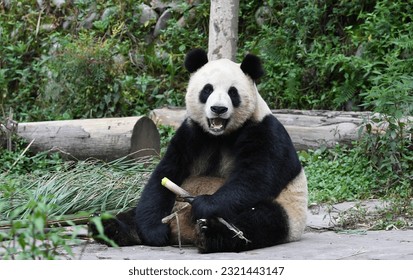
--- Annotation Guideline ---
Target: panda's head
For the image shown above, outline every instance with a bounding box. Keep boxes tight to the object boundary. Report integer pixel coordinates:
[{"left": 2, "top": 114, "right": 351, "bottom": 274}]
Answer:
[{"left": 184, "top": 49, "right": 264, "bottom": 136}]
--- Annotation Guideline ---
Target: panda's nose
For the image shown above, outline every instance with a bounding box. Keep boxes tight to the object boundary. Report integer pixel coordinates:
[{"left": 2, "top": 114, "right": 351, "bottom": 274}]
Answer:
[{"left": 210, "top": 106, "right": 228, "bottom": 115}]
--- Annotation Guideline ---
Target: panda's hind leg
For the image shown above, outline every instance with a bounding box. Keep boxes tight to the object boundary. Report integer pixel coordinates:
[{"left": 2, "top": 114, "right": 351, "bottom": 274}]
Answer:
[
  {"left": 195, "top": 201, "right": 289, "bottom": 253},
  {"left": 90, "top": 208, "right": 142, "bottom": 246}
]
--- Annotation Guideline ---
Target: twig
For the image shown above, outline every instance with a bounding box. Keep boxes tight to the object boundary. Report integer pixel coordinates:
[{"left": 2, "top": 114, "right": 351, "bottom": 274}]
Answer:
[
  {"left": 174, "top": 212, "right": 184, "bottom": 253},
  {"left": 161, "top": 203, "right": 190, "bottom": 224},
  {"left": 5, "top": 138, "right": 35, "bottom": 175},
  {"left": 35, "top": 8, "right": 44, "bottom": 37},
  {"left": 161, "top": 177, "right": 251, "bottom": 244}
]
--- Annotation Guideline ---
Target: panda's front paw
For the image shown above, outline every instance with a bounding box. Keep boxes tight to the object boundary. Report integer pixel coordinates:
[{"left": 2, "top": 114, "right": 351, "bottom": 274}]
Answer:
[{"left": 191, "top": 195, "right": 219, "bottom": 221}]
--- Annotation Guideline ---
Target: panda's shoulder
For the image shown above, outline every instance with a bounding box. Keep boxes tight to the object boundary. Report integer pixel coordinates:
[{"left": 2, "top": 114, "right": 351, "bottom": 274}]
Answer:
[
  {"left": 246, "top": 114, "right": 287, "bottom": 135},
  {"left": 239, "top": 114, "right": 294, "bottom": 147}
]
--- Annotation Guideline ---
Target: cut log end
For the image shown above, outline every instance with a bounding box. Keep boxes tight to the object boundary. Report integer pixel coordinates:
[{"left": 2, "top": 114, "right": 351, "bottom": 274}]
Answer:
[{"left": 130, "top": 116, "right": 160, "bottom": 159}]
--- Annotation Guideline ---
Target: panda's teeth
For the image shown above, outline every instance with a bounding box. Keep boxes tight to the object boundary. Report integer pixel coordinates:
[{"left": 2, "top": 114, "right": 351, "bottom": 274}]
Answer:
[{"left": 210, "top": 118, "right": 224, "bottom": 129}]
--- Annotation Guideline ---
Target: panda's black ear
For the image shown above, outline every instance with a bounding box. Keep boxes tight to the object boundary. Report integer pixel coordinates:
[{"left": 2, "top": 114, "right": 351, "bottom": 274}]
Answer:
[
  {"left": 240, "top": 54, "right": 264, "bottom": 81},
  {"left": 185, "top": 49, "right": 208, "bottom": 73}
]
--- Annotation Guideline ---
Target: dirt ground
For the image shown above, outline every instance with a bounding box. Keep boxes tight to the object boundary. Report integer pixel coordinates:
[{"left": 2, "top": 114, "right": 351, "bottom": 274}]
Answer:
[{"left": 69, "top": 200, "right": 413, "bottom": 260}]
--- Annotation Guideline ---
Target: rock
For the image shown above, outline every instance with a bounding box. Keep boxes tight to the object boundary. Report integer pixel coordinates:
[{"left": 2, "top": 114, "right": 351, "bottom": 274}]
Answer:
[
  {"left": 52, "top": 0, "right": 65, "bottom": 9},
  {"left": 255, "top": 5, "right": 272, "bottom": 27},
  {"left": 2, "top": 0, "right": 11, "bottom": 10},
  {"left": 101, "top": 6, "right": 119, "bottom": 21},
  {"left": 40, "top": 23, "right": 58, "bottom": 32},
  {"left": 153, "top": 8, "right": 173, "bottom": 37},
  {"left": 137, "top": 3, "right": 158, "bottom": 26},
  {"left": 177, "top": 6, "right": 197, "bottom": 28},
  {"left": 112, "top": 54, "right": 126, "bottom": 69},
  {"left": 150, "top": 0, "right": 180, "bottom": 13},
  {"left": 81, "top": 12, "right": 97, "bottom": 29},
  {"left": 62, "top": 16, "right": 74, "bottom": 30}
]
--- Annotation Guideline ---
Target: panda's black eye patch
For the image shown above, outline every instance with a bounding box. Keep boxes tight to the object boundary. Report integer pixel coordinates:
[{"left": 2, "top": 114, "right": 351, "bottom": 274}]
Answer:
[
  {"left": 199, "top": 84, "right": 213, "bottom": 104},
  {"left": 228, "top": 86, "right": 241, "bottom": 107}
]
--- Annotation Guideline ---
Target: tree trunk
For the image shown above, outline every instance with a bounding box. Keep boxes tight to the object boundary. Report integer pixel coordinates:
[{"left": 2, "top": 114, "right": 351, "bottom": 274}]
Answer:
[
  {"left": 149, "top": 108, "right": 370, "bottom": 151},
  {"left": 208, "top": 0, "right": 239, "bottom": 61},
  {"left": 17, "top": 116, "right": 160, "bottom": 161}
]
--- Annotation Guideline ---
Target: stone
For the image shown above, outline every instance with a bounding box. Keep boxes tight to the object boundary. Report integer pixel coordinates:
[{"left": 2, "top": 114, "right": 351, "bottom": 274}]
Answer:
[
  {"left": 153, "top": 8, "right": 173, "bottom": 37},
  {"left": 255, "top": 5, "right": 272, "bottom": 27},
  {"left": 101, "top": 7, "right": 119, "bottom": 21},
  {"left": 52, "top": 0, "right": 66, "bottom": 9},
  {"left": 137, "top": 3, "right": 158, "bottom": 26},
  {"left": 81, "top": 12, "right": 97, "bottom": 29}
]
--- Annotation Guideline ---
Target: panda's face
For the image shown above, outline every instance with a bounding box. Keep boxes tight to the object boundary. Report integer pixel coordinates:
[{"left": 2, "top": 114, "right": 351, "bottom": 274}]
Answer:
[{"left": 185, "top": 58, "right": 258, "bottom": 136}]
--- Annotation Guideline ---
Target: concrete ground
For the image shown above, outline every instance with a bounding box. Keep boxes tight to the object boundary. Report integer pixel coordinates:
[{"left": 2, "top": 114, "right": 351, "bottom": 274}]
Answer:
[{"left": 69, "top": 200, "right": 413, "bottom": 260}]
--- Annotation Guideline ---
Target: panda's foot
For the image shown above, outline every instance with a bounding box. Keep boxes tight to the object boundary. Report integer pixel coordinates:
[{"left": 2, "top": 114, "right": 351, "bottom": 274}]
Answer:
[
  {"left": 89, "top": 210, "right": 142, "bottom": 247},
  {"left": 195, "top": 218, "right": 240, "bottom": 253}
]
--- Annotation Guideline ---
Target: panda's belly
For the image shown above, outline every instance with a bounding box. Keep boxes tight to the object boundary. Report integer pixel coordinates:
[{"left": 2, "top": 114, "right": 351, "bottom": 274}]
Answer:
[{"left": 190, "top": 147, "right": 234, "bottom": 178}]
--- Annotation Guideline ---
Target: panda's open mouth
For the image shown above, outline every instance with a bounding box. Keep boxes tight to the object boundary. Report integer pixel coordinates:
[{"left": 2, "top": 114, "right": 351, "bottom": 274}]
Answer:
[{"left": 207, "top": 118, "right": 229, "bottom": 133}]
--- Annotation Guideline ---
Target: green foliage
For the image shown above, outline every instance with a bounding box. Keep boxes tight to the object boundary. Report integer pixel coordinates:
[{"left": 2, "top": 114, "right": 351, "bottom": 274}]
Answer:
[
  {"left": 360, "top": 113, "right": 412, "bottom": 192},
  {"left": 1, "top": 0, "right": 412, "bottom": 119},
  {"left": 300, "top": 146, "right": 376, "bottom": 203},
  {"left": 158, "top": 124, "right": 177, "bottom": 156},
  {"left": 42, "top": 33, "right": 129, "bottom": 119},
  {"left": 301, "top": 144, "right": 412, "bottom": 204},
  {"left": 0, "top": 0, "right": 209, "bottom": 121},
  {"left": 241, "top": 0, "right": 413, "bottom": 112},
  {"left": 0, "top": 179, "right": 80, "bottom": 259},
  {"left": 0, "top": 146, "right": 65, "bottom": 176}
]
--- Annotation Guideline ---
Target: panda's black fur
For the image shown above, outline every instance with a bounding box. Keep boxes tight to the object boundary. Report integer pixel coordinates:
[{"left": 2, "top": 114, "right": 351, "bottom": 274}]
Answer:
[{"left": 91, "top": 49, "right": 307, "bottom": 253}]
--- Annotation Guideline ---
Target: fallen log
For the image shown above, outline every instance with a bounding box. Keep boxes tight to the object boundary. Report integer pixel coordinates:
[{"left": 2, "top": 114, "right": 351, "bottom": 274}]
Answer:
[
  {"left": 149, "top": 107, "right": 371, "bottom": 150},
  {"left": 17, "top": 116, "right": 160, "bottom": 161}
]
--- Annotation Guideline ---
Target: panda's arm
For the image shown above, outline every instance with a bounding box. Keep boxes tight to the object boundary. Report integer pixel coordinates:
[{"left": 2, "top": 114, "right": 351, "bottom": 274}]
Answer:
[
  {"left": 134, "top": 120, "right": 194, "bottom": 246},
  {"left": 192, "top": 115, "right": 302, "bottom": 220}
]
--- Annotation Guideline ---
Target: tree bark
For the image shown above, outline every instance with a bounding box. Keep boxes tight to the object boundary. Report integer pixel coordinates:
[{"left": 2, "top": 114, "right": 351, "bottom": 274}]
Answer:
[
  {"left": 17, "top": 116, "right": 160, "bottom": 161},
  {"left": 149, "top": 107, "right": 370, "bottom": 151},
  {"left": 208, "top": 0, "right": 239, "bottom": 61}
]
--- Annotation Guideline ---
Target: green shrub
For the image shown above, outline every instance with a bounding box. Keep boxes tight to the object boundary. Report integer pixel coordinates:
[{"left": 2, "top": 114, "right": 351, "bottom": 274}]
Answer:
[
  {"left": 300, "top": 146, "right": 377, "bottom": 203},
  {"left": 241, "top": 0, "right": 413, "bottom": 112},
  {"left": 301, "top": 143, "right": 412, "bottom": 204},
  {"left": 42, "top": 33, "right": 129, "bottom": 119}
]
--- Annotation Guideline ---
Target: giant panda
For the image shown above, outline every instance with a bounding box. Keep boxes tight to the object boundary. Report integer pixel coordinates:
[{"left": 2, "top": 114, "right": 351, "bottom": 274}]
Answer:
[{"left": 91, "top": 49, "right": 308, "bottom": 253}]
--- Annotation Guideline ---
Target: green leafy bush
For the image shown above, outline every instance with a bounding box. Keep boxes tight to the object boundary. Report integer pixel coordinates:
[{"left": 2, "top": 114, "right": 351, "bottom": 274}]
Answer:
[
  {"left": 301, "top": 144, "right": 412, "bottom": 204},
  {"left": 241, "top": 0, "right": 413, "bottom": 113},
  {"left": 300, "top": 146, "right": 376, "bottom": 203},
  {"left": 42, "top": 33, "right": 128, "bottom": 119},
  {"left": 1, "top": 0, "right": 209, "bottom": 121}
]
